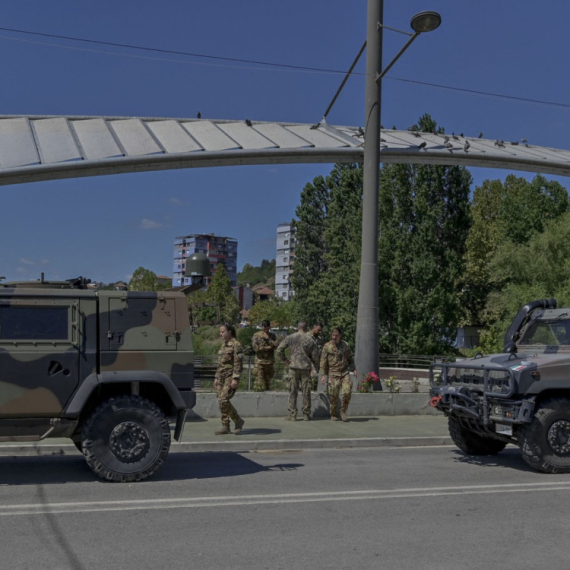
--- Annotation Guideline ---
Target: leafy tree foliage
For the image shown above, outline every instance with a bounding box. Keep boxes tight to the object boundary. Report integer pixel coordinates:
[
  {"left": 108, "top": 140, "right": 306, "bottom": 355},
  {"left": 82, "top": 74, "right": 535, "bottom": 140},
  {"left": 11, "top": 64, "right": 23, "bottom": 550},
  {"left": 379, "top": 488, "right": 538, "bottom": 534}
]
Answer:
[
  {"left": 463, "top": 174, "right": 569, "bottom": 326},
  {"left": 188, "top": 264, "right": 240, "bottom": 325},
  {"left": 247, "top": 295, "right": 297, "bottom": 328},
  {"left": 237, "top": 259, "right": 276, "bottom": 287},
  {"left": 378, "top": 114, "right": 472, "bottom": 354},
  {"left": 128, "top": 267, "right": 158, "bottom": 291},
  {"left": 479, "top": 211, "right": 570, "bottom": 352},
  {"left": 292, "top": 164, "right": 362, "bottom": 341}
]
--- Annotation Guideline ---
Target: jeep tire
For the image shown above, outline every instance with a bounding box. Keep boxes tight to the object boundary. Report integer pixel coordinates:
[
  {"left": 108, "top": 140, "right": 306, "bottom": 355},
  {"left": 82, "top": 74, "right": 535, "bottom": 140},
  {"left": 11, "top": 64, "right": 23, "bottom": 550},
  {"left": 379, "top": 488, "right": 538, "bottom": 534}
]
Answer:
[
  {"left": 519, "top": 397, "right": 570, "bottom": 473},
  {"left": 448, "top": 416, "right": 507, "bottom": 456},
  {"left": 81, "top": 394, "right": 171, "bottom": 482}
]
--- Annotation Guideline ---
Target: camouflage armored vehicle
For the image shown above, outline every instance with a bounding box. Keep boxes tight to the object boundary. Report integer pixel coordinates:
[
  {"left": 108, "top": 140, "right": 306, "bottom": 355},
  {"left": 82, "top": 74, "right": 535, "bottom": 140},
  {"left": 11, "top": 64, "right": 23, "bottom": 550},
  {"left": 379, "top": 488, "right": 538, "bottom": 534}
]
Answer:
[
  {"left": 430, "top": 298, "right": 570, "bottom": 473},
  {"left": 0, "top": 276, "right": 195, "bottom": 482}
]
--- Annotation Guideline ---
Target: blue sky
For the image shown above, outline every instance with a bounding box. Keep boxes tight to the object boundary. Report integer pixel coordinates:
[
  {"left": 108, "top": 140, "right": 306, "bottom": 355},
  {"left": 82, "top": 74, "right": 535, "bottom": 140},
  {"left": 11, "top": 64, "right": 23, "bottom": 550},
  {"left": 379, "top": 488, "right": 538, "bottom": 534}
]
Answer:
[{"left": 1, "top": 0, "right": 569, "bottom": 284}]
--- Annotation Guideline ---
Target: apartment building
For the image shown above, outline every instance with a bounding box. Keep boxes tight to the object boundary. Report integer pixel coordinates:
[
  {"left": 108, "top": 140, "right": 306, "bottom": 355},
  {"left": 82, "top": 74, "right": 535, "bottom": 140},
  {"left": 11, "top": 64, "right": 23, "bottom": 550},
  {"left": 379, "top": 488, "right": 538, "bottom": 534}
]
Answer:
[
  {"left": 275, "top": 222, "right": 295, "bottom": 300},
  {"left": 172, "top": 233, "right": 238, "bottom": 287}
]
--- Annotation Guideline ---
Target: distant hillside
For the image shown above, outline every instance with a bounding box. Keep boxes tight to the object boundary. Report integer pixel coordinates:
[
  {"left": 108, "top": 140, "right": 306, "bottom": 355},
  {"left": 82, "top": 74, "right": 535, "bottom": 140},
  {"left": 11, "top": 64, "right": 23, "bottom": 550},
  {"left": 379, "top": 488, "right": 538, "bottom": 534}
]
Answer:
[{"left": 237, "top": 259, "right": 275, "bottom": 288}]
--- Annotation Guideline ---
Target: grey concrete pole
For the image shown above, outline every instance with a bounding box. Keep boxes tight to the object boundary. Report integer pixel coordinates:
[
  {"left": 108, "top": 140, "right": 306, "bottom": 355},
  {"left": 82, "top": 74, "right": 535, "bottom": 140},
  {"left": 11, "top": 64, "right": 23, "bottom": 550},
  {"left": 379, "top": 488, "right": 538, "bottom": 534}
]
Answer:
[{"left": 355, "top": 0, "right": 382, "bottom": 384}]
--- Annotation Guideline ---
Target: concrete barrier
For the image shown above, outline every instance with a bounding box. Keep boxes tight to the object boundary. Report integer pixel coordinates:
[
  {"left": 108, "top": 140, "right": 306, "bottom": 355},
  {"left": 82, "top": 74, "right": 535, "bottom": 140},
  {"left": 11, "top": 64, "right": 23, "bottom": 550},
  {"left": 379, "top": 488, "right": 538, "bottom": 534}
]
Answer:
[{"left": 188, "top": 392, "right": 441, "bottom": 419}]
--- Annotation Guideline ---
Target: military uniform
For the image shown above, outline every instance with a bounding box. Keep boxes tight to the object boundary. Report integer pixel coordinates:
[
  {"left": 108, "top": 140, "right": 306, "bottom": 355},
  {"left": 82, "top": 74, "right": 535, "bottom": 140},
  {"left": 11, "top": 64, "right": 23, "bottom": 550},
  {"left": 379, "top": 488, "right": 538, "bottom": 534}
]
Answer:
[
  {"left": 320, "top": 339, "right": 355, "bottom": 418},
  {"left": 215, "top": 338, "right": 244, "bottom": 431},
  {"left": 276, "top": 331, "right": 319, "bottom": 420},
  {"left": 251, "top": 330, "right": 279, "bottom": 391},
  {"left": 307, "top": 330, "right": 325, "bottom": 391}
]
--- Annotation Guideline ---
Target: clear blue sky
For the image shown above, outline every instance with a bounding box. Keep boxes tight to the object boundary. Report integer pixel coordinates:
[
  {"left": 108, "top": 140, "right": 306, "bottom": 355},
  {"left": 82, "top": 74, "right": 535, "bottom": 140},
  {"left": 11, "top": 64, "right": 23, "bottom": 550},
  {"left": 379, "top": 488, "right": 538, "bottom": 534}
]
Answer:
[{"left": 1, "top": 0, "right": 569, "bottom": 284}]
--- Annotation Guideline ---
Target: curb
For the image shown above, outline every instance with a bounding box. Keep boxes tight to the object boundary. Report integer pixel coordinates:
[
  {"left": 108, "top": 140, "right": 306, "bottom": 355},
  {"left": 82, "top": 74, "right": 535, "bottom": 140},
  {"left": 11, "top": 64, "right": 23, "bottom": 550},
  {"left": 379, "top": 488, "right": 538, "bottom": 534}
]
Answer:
[{"left": 0, "top": 436, "right": 453, "bottom": 457}]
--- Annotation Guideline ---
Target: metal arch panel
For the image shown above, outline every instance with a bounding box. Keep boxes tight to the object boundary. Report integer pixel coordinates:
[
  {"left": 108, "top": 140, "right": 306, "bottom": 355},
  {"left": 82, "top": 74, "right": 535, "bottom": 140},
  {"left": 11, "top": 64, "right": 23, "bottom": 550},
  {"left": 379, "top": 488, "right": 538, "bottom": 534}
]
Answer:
[
  {"left": 0, "top": 116, "right": 569, "bottom": 184},
  {"left": 31, "top": 118, "right": 82, "bottom": 164},
  {"left": 217, "top": 122, "right": 276, "bottom": 150},
  {"left": 145, "top": 120, "right": 203, "bottom": 153},
  {"left": 71, "top": 119, "right": 123, "bottom": 160},
  {"left": 253, "top": 123, "right": 312, "bottom": 148},
  {"left": 181, "top": 121, "right": 239, "bottom": 151},
  {"left": 287, "top": 124, "right": 349, "bottom": 148},
  {"left": 108, "top": 119, "right": 163, "bottom": 156},
  {"left": 0, "top": 118, "right": 39, "bottom": 168}
]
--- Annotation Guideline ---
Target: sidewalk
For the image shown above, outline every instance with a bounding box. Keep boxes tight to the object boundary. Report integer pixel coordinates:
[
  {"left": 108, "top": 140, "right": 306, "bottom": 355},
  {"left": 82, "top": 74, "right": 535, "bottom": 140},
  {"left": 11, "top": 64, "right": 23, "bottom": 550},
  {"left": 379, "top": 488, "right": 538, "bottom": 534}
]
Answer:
[{"left": 0, "top": 415, "right": 452, "bottom": 456}]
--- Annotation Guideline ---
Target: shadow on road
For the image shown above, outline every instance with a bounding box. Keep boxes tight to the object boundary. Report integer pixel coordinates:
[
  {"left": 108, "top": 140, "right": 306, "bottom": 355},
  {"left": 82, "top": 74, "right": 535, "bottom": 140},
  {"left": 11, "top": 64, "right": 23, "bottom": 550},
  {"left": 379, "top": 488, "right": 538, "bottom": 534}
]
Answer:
[
  {"left": 450, "top": 447, "right": 536, "bottom": 473},
  {"left": 0, "top": 451, "right": 303, "bottom": 485}
]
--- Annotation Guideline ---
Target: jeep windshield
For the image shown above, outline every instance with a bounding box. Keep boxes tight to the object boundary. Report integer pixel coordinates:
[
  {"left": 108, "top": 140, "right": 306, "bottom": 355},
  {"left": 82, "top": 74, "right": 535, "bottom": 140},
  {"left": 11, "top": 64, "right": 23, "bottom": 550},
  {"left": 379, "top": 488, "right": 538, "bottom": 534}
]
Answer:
[{"left": 518, "top": 316, "right": 570, "bottom": 347}]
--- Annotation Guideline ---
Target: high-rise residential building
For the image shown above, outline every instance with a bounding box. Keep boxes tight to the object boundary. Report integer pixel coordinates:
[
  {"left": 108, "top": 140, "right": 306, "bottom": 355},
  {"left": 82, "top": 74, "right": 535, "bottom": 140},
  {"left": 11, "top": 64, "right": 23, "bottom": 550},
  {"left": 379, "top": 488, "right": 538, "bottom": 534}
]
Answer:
[
  {"left": 172, "top": 234, "right": 238, "bottom": 287},
  {"left": 275, "top": 221, "right": 295, "bottom": 300}
]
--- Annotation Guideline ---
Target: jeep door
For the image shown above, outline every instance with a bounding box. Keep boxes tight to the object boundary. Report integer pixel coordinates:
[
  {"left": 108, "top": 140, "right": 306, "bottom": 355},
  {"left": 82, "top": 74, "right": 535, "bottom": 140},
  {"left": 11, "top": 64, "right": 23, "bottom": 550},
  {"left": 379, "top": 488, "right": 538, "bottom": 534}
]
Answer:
[{"left": 0, "top": 297, "right": 81, "bottom": 417}]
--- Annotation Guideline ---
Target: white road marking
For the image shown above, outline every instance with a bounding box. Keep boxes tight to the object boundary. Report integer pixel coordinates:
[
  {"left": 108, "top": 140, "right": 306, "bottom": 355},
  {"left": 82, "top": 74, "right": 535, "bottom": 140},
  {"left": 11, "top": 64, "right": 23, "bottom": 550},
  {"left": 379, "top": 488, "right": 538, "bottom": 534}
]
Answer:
[{"left": 2, "top": 481, "right": 570, "bottom": 516}]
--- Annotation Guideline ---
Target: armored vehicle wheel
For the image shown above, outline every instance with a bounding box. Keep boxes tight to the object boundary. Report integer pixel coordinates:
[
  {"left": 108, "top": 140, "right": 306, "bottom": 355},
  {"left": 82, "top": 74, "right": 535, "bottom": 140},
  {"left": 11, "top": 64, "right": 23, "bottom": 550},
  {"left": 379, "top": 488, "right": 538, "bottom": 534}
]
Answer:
[
  {"left": 448, "top": 416, "right": 507, "bottom": 456},
  {"left": 519, "top": 398, "right": 570, "bottom": 473},
  {"left": 81, "top": 394, "right": 171, "bottom": 482}
]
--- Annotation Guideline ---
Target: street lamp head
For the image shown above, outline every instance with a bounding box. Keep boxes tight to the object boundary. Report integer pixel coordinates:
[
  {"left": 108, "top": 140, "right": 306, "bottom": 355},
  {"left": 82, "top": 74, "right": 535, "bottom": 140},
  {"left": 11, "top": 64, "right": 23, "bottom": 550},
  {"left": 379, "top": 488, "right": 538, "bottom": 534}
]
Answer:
[{"left": 410, "top": 11, "right": 442, "bottom": 33}]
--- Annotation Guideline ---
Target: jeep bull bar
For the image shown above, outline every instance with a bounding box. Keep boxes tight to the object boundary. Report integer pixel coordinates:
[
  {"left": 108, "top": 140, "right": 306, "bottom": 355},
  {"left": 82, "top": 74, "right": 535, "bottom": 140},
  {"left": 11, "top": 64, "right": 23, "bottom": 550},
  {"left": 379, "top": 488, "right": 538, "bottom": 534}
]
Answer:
[{"left": 429, "top": 363, "right": 534, "bottom": 426}]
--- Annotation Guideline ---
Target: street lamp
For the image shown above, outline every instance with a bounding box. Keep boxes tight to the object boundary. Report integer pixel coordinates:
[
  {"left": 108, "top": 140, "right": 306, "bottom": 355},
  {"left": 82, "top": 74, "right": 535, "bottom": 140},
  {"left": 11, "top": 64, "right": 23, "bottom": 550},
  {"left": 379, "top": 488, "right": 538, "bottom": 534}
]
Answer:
[{"left": 355, "top": 2, "right": 441, "bottom": 385}]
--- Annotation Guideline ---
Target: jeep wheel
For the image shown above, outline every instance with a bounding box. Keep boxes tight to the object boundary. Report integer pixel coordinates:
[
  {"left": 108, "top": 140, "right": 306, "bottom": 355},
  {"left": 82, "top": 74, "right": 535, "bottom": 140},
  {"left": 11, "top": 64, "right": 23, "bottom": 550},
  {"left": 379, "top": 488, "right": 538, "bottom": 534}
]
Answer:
[
  {"left": 81, "top": 395, "right": 171, "bottom": 482},
  {"left": 519, "top": 397, "right": 570, "bottom": 473},
  {"left": 448, "top": 416, "right": 507, "bottom": 455}
]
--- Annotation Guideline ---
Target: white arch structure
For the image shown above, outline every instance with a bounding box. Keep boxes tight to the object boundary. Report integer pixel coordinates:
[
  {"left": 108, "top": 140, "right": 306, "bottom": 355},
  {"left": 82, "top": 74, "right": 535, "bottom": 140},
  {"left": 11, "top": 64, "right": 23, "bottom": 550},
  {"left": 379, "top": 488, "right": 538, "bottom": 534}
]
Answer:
[{"left": 0, "top": 114, "right": 569, "bottom": 186}]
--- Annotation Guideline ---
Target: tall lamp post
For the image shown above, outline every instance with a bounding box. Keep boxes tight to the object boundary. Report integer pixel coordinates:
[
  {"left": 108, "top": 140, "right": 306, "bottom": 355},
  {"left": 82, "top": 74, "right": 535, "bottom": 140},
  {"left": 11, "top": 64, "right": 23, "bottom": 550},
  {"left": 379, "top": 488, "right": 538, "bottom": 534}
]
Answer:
[{"left": 355, "top": 3, "right": 441, "bottom": 382}]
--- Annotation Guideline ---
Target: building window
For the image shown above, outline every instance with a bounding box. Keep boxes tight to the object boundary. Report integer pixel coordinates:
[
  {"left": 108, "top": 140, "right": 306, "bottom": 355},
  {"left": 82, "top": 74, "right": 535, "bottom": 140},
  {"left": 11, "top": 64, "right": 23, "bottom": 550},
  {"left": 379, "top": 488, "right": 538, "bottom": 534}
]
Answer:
[{"left": 284, "top": 240, "right": 289, "bottom": 245}]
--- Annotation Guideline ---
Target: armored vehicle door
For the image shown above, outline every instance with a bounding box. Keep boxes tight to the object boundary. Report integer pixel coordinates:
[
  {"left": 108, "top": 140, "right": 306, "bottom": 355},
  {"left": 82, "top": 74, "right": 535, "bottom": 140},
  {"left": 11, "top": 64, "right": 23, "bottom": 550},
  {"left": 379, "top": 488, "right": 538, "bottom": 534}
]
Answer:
[
  {"left": 101, "top": 292, "right": 178, "bottom": 352},
  {"left": 0, "top": 296, "right": 81, "bottom": 417}
]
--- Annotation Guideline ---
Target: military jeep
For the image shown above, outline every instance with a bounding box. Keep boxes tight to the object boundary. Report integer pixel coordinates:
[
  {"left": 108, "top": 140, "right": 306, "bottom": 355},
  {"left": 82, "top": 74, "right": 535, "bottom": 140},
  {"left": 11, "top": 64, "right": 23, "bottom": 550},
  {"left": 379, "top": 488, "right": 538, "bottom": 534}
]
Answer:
[
  {"left": 430, "top": 299, "right": 570, "bottom": 473},
  {"left": 0, "top": 276, "right": 195, "bottom": 482}
]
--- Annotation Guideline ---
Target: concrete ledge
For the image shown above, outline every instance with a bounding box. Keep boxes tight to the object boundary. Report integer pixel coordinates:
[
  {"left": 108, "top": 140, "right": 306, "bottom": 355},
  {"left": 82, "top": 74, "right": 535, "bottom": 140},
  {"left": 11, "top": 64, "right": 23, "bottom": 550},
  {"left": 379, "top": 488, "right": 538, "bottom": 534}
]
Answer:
[
  {"left": 0, "top": 436, "right": 452, "bottom": 457},
  {"left": 188, "top": 392, "right": 440, "bottom": 418}
]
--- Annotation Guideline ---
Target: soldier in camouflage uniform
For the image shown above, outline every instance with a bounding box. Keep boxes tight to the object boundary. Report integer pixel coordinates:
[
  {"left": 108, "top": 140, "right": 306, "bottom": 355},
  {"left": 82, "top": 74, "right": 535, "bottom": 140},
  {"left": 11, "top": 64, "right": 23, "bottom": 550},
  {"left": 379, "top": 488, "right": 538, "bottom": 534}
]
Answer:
[
  {"left": 276, "top": 321, "right": 319, "bottom": 421},
  {"left": 251, "top": 319, "right": 279, "bottom": 391},
  {"left": 320, "top": 327, "right": 357, "bottom": 422},
  {"left": 214, "top": 323, "right": 245, "bottom": 435},
  {"left": 307, "top": 322, "right": 324, "bottom": 392}
]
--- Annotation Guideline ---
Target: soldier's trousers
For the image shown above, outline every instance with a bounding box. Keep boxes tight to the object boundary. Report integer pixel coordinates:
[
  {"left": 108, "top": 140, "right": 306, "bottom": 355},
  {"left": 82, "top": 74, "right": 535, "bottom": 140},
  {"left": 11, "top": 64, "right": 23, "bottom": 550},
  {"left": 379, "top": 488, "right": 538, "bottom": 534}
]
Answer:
[
  {"left": 328, "top": 374, "right": 352, "bottom": 415},
  {"left": 253, "top": 362, "right": 274, "bottom": 391},
  {"left": 215, "top": 373, "right": 241, "bottom": 427},
  {"left": 288, "top": 369, "right": 311, "bottom": 417}
]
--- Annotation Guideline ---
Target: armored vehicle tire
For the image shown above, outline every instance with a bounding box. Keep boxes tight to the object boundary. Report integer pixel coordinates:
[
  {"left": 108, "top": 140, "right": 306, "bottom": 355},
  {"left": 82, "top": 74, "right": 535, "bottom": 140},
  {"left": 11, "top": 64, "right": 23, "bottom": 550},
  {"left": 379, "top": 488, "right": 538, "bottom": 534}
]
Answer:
[
  {"left": 448, "top": 416, "right": 507, "bottom": 456},
  {"left": 519, "top": 398, "right": 570, "bottom": 473},
  {"left": 81, "top": 394, "right": 171, "bottom": 482}
]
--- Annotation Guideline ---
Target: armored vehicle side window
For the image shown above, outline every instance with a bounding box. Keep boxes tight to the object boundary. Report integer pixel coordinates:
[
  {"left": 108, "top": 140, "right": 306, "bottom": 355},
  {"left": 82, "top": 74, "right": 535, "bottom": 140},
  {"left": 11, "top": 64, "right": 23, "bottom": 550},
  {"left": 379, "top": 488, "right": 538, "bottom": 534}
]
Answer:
[{"left": 0, "top": 306, "right": 69, "bottom": 340}]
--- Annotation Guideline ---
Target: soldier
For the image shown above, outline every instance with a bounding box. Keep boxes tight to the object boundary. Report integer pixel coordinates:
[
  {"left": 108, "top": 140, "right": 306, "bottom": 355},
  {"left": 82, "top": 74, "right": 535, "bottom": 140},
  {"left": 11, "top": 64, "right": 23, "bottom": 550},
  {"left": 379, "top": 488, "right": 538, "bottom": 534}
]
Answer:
[
  {"left": 214, "top": 323, "right": 245, "bottom": 435},
  {"left": 276, "top": 321, "right": 319, "bottom": 421},
  {"left": 251, "top": 319, "right": 279, "bottom": 391},
  {"left": 320, "top": 327, "right": 357, "bottom": 422},
  {"left": 307, "top": 322, "right": 324, "bottom": 391}
]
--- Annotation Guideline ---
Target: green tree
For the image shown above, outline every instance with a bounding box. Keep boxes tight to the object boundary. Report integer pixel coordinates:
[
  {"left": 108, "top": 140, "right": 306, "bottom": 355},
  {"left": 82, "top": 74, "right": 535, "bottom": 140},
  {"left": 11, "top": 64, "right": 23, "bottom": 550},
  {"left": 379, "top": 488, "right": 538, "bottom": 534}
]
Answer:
[
  {"left": 463, "top": 174, "right": 569, "bottom": 326},
  {"left": 378, "top": 114, "right": 472, "bottom": 354},
  {"left": 207, "top": 264, "right": 240, "bottom": 324},
  {"left": 247, "top": 295, "right": 297, "bottom": 328},
  {"left": 479, "top": 210, "right": 570, "bottom": 352},
  {"left": 129, "top": 267, "right": 158, "bottom": 291},
  {"left": 292, "top": 176, "right": 331, "bottom": 315}
]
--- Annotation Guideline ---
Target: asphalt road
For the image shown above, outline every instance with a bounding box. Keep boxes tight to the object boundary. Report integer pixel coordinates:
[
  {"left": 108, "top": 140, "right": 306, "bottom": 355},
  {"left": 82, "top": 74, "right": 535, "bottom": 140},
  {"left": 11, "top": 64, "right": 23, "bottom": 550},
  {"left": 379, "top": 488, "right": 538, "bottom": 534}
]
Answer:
[{"left": 1, "top": 445, "right": 569, "bottom": 570}]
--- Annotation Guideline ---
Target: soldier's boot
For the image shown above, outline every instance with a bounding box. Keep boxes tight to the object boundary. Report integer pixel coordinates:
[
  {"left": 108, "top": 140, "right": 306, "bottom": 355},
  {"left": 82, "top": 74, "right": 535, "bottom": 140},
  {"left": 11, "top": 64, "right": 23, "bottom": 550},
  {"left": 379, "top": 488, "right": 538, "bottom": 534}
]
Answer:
[
  {"left": 215, "top": 424, "right": 231, "bottom": 435},
  {"left": 330, "top": 414, "right": 338, "bottom": 421},
  {"left": 303, "top": 414, "right": 311, "bottom": 421},
  {"left": 340, "top": 410, "right": 349, "bottom": 422},
  {"left": 285, "top": 415, "right": 296, "bottom": 421},
  {"left": 234, "top": 418, "right": 245, "bottom": 435}
]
